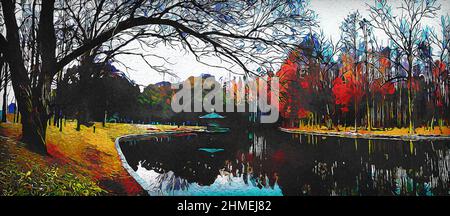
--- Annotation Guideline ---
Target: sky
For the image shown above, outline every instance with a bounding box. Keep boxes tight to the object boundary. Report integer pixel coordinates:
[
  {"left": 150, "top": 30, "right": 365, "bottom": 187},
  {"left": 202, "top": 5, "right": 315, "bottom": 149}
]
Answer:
[
  {"left": 113, "top": 0, "right": 450, "bottom": 89},
  {"left": 310, "top": 0, "right": 450, "bottom": 43}
]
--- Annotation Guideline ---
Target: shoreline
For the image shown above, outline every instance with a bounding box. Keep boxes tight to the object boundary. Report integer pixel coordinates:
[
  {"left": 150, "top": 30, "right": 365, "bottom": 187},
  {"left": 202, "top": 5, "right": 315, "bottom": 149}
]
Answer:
[
  {"left": 3, "top": 118, "right": 450, "bottom": 195},
  {"left": 279, "top": 127, "right": 450, "bottom": 141},
  {"left": 0, "top": 120, "right": 204, "bottom": 196},
  {"left": 114, "top": 131, "right": 192, "bottom": 196}
]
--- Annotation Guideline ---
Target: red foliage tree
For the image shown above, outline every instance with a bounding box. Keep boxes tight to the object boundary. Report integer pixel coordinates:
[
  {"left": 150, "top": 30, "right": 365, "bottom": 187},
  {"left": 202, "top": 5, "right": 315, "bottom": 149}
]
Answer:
[{"left": 332, "top": 54, "right": 364, "bottom": 113}]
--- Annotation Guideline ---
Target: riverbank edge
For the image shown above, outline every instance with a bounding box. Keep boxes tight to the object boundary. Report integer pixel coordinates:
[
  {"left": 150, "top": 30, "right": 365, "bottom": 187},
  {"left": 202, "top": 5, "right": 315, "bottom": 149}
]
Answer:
[
  {"left": 114, "top": 131, "right": 194, "bottom": 196},
  {"left": 0, "top": 118, "right": 206, "bottom": 195},
  {"left": 279, "top": 127, "right": 450, "bottom": 141}
]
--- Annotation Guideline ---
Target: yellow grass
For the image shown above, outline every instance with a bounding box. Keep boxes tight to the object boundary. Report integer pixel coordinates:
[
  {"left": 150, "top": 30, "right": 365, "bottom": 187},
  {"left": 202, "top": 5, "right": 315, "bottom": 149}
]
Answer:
[
  {"left": 0, "top": 116, "right": 204, "bottom": 195},
  {"left": 286, "top": 124, "right": 450, "bottom": 137}
]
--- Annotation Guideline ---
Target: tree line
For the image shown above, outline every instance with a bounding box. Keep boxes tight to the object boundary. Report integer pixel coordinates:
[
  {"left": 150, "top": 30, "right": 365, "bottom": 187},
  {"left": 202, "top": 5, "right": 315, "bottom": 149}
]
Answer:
[{"left": 277, "top": 0, "right": 449, "bottom": 133}]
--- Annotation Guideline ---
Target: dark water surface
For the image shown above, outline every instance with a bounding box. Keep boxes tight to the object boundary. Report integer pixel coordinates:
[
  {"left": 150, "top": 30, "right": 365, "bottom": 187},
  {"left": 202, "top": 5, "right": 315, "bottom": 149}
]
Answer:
[{"left": 119, "top": 129, "right": 450, "bottom": 196}]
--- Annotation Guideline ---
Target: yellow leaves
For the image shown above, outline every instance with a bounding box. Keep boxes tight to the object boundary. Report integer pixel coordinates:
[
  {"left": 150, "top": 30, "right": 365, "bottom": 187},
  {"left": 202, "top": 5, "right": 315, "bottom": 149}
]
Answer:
[
  {"left": 290, "top": 124, "right": 450, "bottom": 136},
  {"left": 340, "top": 53, "right": 355, "bottom": 77},
  {"left": 379, "top": 57, "right": 390, "bottom": 75}
]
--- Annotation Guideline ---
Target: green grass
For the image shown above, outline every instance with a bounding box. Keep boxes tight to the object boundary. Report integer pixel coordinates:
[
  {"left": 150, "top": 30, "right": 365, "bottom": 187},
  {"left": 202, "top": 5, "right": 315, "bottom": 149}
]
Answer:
[{"left": 0, "top": 160, "right": 106, "bottom": 196}]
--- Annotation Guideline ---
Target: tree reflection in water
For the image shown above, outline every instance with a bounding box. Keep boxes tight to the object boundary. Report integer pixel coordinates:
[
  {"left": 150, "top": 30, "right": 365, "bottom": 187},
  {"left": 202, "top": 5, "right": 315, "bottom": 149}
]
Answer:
[{"left": 119, "top": 129, "right": 450, "bottom": 196}]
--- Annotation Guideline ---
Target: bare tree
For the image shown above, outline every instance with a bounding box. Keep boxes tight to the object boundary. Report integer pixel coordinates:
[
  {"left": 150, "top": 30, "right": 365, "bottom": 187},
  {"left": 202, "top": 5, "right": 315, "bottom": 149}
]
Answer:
[
  {"left": 1, "top": 63, "right": 8, "bottom": 123},
  {"left": 339, "top": 11, "right": 363, "bottom": 131},
  {"left": 430, "top": 15, "right": 450, "bottom": 66},
  {"left": 0, "top": 0, "right": 317, "bottom": 154},
  {"left": 429, "top": 15, "right": 450, "bottom": 127},
  {"left": 368, "top": 0, "right": 440, "bottom": 134},
  {"left": 307, "top": 30, "right": 341, "bottom": 129}
]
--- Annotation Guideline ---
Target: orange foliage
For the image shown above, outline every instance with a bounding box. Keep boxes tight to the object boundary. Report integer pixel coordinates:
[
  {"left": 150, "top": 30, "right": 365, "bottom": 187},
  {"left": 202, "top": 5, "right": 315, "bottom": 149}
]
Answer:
[{"left": 332, "top": 54, "right": 364, "bottom": 113}]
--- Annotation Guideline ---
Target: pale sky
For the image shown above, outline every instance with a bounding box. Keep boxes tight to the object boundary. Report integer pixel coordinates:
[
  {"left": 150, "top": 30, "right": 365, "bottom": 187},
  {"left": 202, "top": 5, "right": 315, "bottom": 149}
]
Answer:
[
  {"left": 115, "top": 0, "right": 450, "bottom": 88},
  {"left": 310, "top": 0, "right": 450, "bottom": 43}
]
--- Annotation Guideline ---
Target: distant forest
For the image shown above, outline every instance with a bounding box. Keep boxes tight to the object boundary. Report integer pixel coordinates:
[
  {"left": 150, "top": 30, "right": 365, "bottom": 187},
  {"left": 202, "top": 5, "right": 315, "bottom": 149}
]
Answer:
[{"left": 53, "top": 62, "right": 257, "bottom": 128}]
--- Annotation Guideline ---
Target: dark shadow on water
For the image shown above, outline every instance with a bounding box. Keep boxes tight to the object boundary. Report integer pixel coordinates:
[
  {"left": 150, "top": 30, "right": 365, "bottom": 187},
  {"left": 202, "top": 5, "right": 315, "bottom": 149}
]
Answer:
[{"left": 119, "top": 128, "right": 450, "bottom": 196}]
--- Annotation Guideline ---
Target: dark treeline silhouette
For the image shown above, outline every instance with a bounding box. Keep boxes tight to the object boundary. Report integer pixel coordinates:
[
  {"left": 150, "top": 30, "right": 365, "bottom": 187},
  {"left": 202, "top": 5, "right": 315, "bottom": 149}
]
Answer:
[
  {"left": 53, "top": 62, "right": 269, "bottom": 130},
  {"left": 54, "top": 62, "right": 140, "bottom": 127},
  {"left": 50, "top": 60, "right": 258, "bottom": 130}
]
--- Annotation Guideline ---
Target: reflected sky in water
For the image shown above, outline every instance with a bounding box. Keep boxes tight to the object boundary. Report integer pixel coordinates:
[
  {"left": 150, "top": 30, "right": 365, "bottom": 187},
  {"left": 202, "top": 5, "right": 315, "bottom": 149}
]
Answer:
[{"left": 119, "top": 129, "right": 450, "bottom": 196}]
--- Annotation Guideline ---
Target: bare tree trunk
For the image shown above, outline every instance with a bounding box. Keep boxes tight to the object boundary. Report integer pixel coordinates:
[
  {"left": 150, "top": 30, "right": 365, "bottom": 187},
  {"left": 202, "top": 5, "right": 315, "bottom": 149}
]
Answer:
[
  {"left": 76, "top": 112, "right": 81, "bottom": 131},
  {"left": 103, "top": 110, "right": 107, "bottom": 127},
  {"left": 20, "top": 99, "right": 48, "bottom": 154},
  {"left": 407, "top": 55, "right": 415, "bottom": 134},
  {"left": 59, "top": 114, "right": 63, "bottom": 132},
  {"left": 363, "top": 24, "right": 371, "bottom": 131},
  {"left": 2, "top": 65, "right": 7, "bottom": 122},
  {"left": 0, "top": 0, "right": 55, "bottom": 154}
]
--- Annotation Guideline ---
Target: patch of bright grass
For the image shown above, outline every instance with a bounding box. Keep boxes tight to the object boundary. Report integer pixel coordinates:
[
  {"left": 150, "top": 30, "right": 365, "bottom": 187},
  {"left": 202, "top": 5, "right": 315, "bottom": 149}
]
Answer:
[{"left": 0, "top": 160, "right": 106, "bottom": 196}]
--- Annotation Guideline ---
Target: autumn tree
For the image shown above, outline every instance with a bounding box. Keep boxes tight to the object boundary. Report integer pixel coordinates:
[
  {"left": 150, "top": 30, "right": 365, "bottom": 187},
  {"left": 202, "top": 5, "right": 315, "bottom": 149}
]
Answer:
[
  {"left": 431, "top": 15, "right": 450, "bottom": 108},
  {"left": 368, "top": 0, "right": 440, "bottom": 134},
  {"left": 277, "top": 31, "right": 340, "bottom": 129},
  {"left": 339, "top": 11, "right": 364, "bottom": 131}
]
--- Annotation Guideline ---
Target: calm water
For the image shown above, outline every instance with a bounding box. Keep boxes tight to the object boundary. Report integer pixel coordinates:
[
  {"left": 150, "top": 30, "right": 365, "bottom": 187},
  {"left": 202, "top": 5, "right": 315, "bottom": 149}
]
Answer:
[{"left": 119, "top": 129, "right": 450, "bottom": 196}]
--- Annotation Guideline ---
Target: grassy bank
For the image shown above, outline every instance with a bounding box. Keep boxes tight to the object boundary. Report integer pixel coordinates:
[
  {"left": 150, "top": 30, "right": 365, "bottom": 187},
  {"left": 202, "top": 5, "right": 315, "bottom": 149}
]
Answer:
[
  {"left": 0, "top": 116, "right": 203, "bottom": 196},
  {"left": 0, "top": 136, "right": 106, "bottom": 196},
  {"left": 281, "top": 125, "right": 450, "bottom": 140}
]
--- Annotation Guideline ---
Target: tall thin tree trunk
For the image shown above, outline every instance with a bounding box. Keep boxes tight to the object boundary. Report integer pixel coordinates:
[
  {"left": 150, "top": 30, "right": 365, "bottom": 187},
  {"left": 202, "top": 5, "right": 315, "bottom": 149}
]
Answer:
[
  {"left": 363, "top": 25, "right": 371, "bottom": 131},
  {"left": 2, "top": 65, "right": 8, "bottom": 122},
  {"left": 59, "top": 114, "right": 63, "bottom": 132},
  {"left": 103, "top": 110, "right": 107, "bottom": 127},
  {"left": 76, "top": 114, "right": 81, "bottom": 131},
  {"left": 407, "top": 56, "right": 414, "bottom": 134}
]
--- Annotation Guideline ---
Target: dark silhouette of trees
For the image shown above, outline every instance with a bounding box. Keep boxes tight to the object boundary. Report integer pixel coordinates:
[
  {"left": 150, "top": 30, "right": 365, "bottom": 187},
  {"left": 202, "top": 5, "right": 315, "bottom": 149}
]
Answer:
[{"left": 56, "top": 62, "right": 141, "bottom": 126}]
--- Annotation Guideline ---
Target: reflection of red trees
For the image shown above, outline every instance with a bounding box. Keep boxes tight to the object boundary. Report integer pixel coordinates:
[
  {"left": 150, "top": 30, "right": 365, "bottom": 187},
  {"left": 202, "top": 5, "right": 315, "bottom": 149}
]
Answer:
[{"left": 272, "top": 150, "right": 285, "bottom": 164}]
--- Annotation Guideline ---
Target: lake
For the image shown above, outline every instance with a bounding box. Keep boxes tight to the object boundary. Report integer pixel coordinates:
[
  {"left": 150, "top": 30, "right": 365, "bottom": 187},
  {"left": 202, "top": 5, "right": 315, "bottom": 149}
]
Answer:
[{"left": 118, "top": 129, "right": 450, "bottom": 196}]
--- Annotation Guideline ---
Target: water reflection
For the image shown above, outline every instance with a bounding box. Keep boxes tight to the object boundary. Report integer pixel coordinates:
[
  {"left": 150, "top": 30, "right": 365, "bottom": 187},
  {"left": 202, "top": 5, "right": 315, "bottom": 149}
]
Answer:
[{"left": 119, "top": 129, "right": 450, "bottom": 196}]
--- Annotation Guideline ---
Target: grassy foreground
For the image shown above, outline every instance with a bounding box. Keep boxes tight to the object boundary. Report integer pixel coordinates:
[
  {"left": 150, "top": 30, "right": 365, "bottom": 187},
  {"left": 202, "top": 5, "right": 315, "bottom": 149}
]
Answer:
[{"left": 0, "top": 115, "right": 203, "bottom": 196}]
